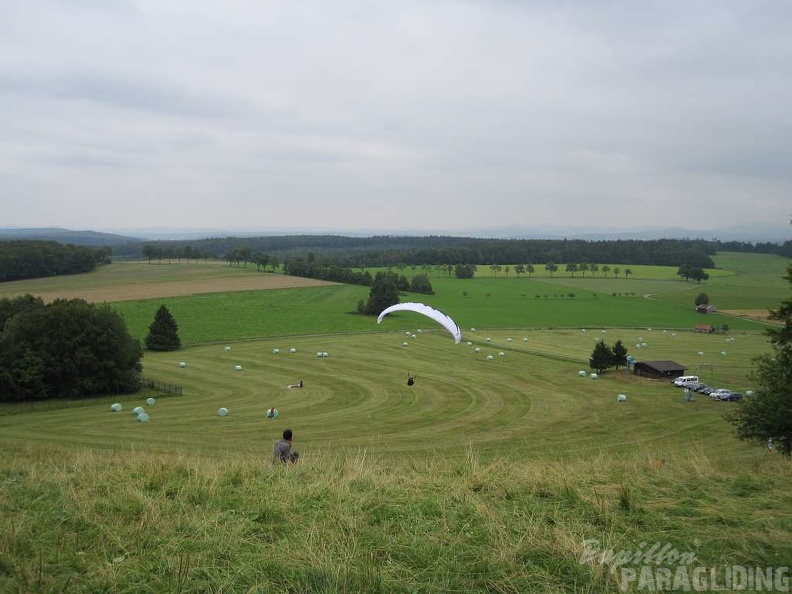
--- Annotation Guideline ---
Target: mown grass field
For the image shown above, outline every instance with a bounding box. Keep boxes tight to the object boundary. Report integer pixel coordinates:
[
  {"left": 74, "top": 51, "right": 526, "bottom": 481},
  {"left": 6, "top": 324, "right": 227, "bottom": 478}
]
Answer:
[{"left": 0, "top": 251, "right": 790, "bottom": 593}]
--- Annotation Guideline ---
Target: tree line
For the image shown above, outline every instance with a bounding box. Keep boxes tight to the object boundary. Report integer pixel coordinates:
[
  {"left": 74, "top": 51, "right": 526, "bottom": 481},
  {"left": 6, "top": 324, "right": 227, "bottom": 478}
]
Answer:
[
  {"left": 116, "top": 235, "right": 792, "bottom": 268},
  {"left": 0, "top": 240, "right": 111, "bottom": 282}
]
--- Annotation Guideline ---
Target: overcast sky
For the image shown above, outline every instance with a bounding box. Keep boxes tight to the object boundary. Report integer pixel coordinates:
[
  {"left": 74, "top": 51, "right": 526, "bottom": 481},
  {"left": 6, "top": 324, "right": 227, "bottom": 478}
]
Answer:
[{"left": 1, "top": 0, "right": 790, "bottom": 235}]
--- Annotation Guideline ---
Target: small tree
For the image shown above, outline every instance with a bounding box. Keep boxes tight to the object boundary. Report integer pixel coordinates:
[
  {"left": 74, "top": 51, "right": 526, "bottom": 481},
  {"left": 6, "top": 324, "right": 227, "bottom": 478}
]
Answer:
[
  {"left": 409, "top": 274, "right": 434, "bottom": 295},
  {"left": 589, "top": 341, "right": 613, "bottom": 374},
  {"left": 727, "top": 264, "right": 792, "bottom": 456},
  {"left": 695, "top": 293, "right": 709, "bottom": 306},
  {"left": 145, "top": 305, "right": 181, "bottom": 351},
  {"left": 611, "top": 340, "right": 628, "bottom": 369},
  {"left": 363, "top": 272, "right": 400, "bottom": 315}
]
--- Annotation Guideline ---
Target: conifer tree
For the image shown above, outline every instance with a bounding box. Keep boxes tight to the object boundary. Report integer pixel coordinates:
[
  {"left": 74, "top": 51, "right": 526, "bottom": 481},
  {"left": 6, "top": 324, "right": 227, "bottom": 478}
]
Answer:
[
  {"left": 589, "top": 340, "right": 613, "bottom": 374},
  {"left": 145, "top": 305, "right": 181, "bottom": 351}
]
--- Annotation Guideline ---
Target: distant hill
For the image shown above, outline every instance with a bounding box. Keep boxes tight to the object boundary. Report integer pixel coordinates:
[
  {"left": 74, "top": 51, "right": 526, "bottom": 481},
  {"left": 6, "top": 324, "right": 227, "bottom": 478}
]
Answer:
[{"left": 0, "top": 228, "right": 144, "bottom": 247}]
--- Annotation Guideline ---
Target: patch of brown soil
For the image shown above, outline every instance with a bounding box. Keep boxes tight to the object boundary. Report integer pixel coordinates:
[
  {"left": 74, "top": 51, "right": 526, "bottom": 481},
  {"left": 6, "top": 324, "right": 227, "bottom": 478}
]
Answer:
[
  {"left": 719, "top": 309, "right": 773, "bottom": 323},
  {"left": 30, "top": 276, "right": 335, "bottom": 304}
]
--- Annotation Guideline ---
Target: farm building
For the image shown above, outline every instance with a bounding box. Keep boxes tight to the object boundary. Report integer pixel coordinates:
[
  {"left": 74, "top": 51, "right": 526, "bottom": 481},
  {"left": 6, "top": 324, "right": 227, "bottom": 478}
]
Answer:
[
  {"left": 696, "top": 304, "right": 717, "bottom": 314},
  {"left": 694, "top": 323, "right": 715, "bottom": 333},
  {"left": 633, "top": 360, "right": 686, "bottom": 380}
]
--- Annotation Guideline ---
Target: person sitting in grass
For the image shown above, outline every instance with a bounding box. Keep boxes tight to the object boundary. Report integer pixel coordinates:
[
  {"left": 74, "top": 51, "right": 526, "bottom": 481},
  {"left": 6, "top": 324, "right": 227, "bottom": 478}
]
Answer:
[{"left": 273, "top": 428, "right": 299, "bottom": 465}]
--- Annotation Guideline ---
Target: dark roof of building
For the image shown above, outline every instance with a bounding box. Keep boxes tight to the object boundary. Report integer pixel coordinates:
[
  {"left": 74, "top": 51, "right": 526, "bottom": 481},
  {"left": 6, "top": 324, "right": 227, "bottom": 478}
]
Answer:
[{"left": 636, "top": 360, "right": 685, "bottom": 371}]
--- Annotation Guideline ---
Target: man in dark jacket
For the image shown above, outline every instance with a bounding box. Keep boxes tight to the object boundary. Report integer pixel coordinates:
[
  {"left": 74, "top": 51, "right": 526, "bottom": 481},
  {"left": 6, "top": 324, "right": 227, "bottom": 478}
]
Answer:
[{"left": 273, "top": 428, "right": 299, "bottom": 465}]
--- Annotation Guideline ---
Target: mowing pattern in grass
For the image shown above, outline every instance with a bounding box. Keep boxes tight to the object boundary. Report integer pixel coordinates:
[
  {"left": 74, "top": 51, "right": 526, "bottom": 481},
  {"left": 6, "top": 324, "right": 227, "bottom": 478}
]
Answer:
[{"left": 0, "top": 330, "right": 770, "bottom": 461}]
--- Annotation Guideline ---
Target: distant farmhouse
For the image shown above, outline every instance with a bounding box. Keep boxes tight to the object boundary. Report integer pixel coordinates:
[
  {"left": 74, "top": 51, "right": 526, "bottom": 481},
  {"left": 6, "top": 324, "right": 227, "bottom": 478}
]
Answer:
[
  {"left": 696, "top": 304, "right": 717, "bottom": 314},
  {"left": 633, "top": 360, "right": 686, "bottom": 380},
  {"left": 694, "top": 323, "right": 715, "bottom": 333}
]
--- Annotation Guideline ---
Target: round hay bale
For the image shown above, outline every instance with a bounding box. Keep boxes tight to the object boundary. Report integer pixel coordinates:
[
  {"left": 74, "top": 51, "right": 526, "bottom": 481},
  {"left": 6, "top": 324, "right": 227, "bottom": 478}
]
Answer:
[
  {"left": 146, "top": 397, "right": 155, "bottom": 406},
  {"left": 486, "top": 337, "right": 492, "bottom": 342},
  {"left": 272, "top": 348, "right": 280, "bottom": 355},
  {"left": 507, "top": 338, "right": 512, "bottom": 342},
  {"left": 578, "top": 370, "right": 586, "bottom": 377},
  {"left": 486, "top": 355, "right": 494, "bottom": 360},
  {"left": 466, "top": 341, "right": 472, "bottom": 346},
  {"left": 218, "top": 407, "right": 229, "bottom": 417},
  {"left": 137, "top": 412, "right": 150, "bottom": 422},
  {"left": 721, "top": 351, "right": 727, "bottom": 356},
  {"left": 471, "top": 328, "right": 476, "bottom": 332},
  {"left": 317, "top": 352, "right": 323, "bottom": 357},
  {"left": 589, "top": 373, "right": 598, "bottom": 380},
  {"left": 133, "top": 406, "right": 144, "bottom": 416},
  {"left": 322, "top": 352, "right": 329, "bottom": 358},
  {"left": 581, "top": 329, "right": 586, "bottom": 332},
  {"left": 617, "top": 394, "right": 627, "bottom": 402},
  {"left": 403, "top": 342, "right": 409, "bottom": 347},
  {"left": 179, "top": 361, "right": 186, "bottom": 368},
  {"left": 289, "top": 348, "right": 297, "bottom": 353},
  {"left": 746, "top": 390, "right": 754, "bottom": 396},
  {"left": 498, "top": 352, "right": 505, "bottom": 357},
  {"left": 411, "top": 334, "right": 416, "bottom": 339},
  {"left": 224, "top": 346, "right": 232, "bottom": 352},
  {"left": 523, "top": 337, "right": 528, "bottom": 341},
  {"left": 641, "top": 342, "right": 647, "bottom": 347},
  {"left": 417, "top": 329, "right": 422, "bottom": 333},
  {"left": 110, "top": 403, "right": 122, "bottom": 412},
  {"left": 405, "top": 331, "right": 411, "bottom": 336},
  {"left": 698, "top": 351, "right": 704, "bottom": 357},
  {"left": 474, "top": 347, "right": 481, "bottom": 353},
  {"left": 235, "top": 365, "right": 243, "bottom": 371}
]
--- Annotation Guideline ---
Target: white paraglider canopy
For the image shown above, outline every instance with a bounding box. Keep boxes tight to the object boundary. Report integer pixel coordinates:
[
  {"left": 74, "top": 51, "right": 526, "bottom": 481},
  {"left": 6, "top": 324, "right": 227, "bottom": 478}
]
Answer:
[{"left": 377, "top": 302, "right": 462, "bottom": 344}]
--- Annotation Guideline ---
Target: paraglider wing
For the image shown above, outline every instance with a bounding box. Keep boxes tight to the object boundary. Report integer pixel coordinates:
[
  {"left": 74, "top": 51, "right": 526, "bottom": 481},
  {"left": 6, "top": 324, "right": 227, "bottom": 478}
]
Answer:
[{"left": 376, "top": 302, "right": 462, "bottom": 344}]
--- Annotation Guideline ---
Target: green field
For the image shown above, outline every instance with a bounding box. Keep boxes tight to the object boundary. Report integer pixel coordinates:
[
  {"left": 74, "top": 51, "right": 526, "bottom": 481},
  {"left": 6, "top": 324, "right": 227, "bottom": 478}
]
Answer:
[{"left": 1, "top": 251, "right": 790, "bottom": 593}]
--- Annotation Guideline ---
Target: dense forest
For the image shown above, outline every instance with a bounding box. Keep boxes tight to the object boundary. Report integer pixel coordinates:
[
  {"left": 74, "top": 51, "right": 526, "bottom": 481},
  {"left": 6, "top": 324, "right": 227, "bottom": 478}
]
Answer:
[
  {"left": 120, "top": 235, "right": 792, "bottom": 268},
  {"left": 0, "top": 240, "right": 111, "bottom": 282}
]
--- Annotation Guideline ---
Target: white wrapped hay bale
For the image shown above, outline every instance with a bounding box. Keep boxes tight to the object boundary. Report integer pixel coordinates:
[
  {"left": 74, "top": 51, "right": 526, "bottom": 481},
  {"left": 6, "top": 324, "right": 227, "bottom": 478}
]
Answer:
[
  {"left": 589, "top": 373, "right": 598, "bottom": 380},
  {"left": 507, "top": 338, "right": 512, "bottom": 342},
  {"left": 137, "top": 412, "right": 150, "bottom": 422},
  {"left": 235, "top": 365, "right": 243, "bottom": 371},
  {"left": 467, "top": 341, "right": 473, "bottom": 346},
  {"left": 289, "top": 348, "right": 297, "bottom": 353},
  {"left": 486, "top": 355, "right": 494, "bottom": 360},
  {"left": 411, "top": 334, "right": 417, "bottom": 339},
  {"left": 617, "top": 394, "right": 627, "bottom": 402},
  {"left": 403, "top": 342, "right": 409, "bottom": 347},
  {"left": 133, "top": 406, "right": 144, "bottom": 416},
  {"left": 146, "top": 397, "right": 155, "bottom": 406},
  {"left": 498, "top": 352, "right": 505, "bottom": 357},
  {"left": 272, "top": 348, "right": 280, "bottom": 355},
  {"left": 474, "top": 347, "right": 481, "bottom": 353},
  {"left": 179, "top": 361, "right": 186, "bottom": 368},
  {"left": 322, "top": 352, "right": 329, "bottom": 358},
  {"left": 110, "top": 403, "right": 122, "bottom": 412},
  {"left": 578, "top": 371, "right": 587, "bottom": 377},
  {"left": 224, "top": 346, "right": 232, "bottom": 352},
  {"left": 218, "top": 407, "right": 229, "bottom": 417}
]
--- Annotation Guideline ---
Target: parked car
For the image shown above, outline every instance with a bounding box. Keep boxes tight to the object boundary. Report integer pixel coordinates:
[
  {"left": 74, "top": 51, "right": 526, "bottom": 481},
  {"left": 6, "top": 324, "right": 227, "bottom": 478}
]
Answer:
[
  {"left": 693, "top": 384, "right": 711, "bottom": 393},
  {"left": 711, "top": 389, "right": 733, "bottom": 400},
  {"left": 700, "top": 387, "right": 716, "bottom": 395},
  {"left": 688, "top": 382, "right": 707, "bottom": 391},
  {"left": 721, "top": 392, "right": 742, "bottom": 401}
]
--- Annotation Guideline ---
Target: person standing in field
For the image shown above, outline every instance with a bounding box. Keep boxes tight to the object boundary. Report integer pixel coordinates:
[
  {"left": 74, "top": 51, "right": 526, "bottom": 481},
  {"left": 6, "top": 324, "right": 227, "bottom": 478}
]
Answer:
[{"left": 273, "top": 428, "right": 299, "bottom": 465}]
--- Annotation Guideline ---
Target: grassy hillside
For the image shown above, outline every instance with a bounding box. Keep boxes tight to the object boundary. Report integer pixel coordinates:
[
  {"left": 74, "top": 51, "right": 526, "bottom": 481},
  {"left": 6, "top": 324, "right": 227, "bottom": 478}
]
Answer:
[{"left": 0, "top": 251, "right": 789, "bottom": 593}]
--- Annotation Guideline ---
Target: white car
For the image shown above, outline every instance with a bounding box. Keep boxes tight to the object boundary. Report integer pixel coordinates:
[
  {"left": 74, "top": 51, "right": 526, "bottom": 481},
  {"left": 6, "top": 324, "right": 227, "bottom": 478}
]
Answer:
[{"left": 710, "top": 389, "right": 732, "bottom": 400}]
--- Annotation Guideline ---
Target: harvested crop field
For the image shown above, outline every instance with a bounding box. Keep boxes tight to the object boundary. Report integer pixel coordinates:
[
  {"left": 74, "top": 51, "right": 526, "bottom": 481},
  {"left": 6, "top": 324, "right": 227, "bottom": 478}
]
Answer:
[{"left": 0, "top": 262, "right": 335, "bottom": 304}]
